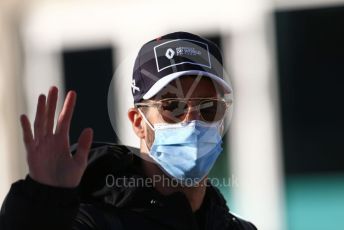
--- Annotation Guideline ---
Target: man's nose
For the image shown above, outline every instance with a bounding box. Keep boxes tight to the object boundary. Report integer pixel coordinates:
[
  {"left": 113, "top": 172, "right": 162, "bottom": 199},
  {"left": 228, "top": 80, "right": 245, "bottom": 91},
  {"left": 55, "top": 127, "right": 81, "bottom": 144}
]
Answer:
[{"left": 184, "top": 105, "right": 201, "bottom": 121}]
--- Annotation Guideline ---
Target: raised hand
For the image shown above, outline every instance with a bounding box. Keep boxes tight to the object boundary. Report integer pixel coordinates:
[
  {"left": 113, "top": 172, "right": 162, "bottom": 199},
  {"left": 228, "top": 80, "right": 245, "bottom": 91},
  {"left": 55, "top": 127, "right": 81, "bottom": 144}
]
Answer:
[{"left": 20, "top": 86, "right": 93, "bottom": 188}]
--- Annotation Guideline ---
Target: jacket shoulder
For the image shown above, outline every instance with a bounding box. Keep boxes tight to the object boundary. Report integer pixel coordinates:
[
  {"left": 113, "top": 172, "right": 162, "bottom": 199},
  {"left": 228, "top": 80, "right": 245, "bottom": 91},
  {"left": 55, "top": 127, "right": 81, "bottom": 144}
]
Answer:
[
  {"left": 207, "top": 185, "right": 257, "bottom": 229},
  {"left": 71, "top": 142, "right": 139, "bottom": 202},
  {"left": 228, "top": 212, "right": 257, "bottom": 230}
]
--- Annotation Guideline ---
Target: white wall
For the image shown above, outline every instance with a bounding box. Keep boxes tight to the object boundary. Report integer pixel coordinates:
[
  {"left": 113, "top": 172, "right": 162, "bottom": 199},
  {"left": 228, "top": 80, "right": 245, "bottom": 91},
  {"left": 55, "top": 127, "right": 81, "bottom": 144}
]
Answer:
[{"left": 0, "top": 0, "right": 28, "bottom": 206}]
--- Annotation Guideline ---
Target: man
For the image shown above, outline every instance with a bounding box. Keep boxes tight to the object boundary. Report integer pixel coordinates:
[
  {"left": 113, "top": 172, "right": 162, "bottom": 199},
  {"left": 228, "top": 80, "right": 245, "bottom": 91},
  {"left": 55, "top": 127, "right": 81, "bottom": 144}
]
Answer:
[{"left": 0, "top": 32, "right": 257, "bottom": 229}]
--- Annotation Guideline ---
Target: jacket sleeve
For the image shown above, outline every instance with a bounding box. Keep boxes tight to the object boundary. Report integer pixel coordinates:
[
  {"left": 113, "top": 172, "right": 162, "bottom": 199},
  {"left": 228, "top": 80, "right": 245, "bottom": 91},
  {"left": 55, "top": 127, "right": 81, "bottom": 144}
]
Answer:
[{"left": 0, "top": 175, "right": 94, "bottom": 230}]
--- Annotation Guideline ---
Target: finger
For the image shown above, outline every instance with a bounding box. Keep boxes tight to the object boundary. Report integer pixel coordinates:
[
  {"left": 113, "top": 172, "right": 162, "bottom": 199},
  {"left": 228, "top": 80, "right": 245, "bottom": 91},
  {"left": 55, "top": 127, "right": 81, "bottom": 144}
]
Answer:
[
  {"left": 74, "top": 128, "right": 93, "bottom": 166},
  {"left": 20, "top": 114, "right": 34, "bottom": 150},
  {"left": 55, "top": 90, "right": 76, "bottom": 135},
  {"left": 34, "top": 94, "right": 46, "bottom": 141},
  {"left": 46, "top": 86, "right": 58, "bottom": 135}
]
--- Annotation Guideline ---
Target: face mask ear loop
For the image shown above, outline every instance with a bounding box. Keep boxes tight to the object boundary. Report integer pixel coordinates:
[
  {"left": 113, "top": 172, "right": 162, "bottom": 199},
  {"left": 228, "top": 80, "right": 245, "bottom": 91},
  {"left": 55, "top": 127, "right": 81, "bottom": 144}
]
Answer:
[
  {"left": 137, "top": 108, "right": 155, "bottom": 152},
  {"left": 137, "top": 108, "right": 155, "bottom": 131},
  {"left": 218, "top": 118, "right": 225, "bottom": 136}
]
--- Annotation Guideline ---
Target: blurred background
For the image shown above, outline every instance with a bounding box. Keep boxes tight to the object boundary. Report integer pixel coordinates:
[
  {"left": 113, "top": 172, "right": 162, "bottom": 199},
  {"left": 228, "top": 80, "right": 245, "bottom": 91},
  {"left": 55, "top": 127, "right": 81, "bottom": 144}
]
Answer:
[{"left": 0, "top": 0, "right": 344, "bottom": 229}]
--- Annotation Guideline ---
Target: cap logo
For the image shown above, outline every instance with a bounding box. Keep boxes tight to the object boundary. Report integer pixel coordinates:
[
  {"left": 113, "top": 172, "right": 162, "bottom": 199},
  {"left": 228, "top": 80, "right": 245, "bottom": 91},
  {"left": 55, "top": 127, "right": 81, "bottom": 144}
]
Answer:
[
  {"left": 165, "top": 48, "right": 175, "bottom": 59},
  {"left": 154, "top": 39, "right": 211, "bottom": 72},
  {"left": 176, "top": 47, "right": 201, "bottom": 56}
]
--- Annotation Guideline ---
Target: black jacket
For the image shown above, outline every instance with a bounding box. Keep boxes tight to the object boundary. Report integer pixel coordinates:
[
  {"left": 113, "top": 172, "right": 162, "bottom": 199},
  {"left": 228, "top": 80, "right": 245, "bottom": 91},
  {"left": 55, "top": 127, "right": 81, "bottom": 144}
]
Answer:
[{"left": 0, "top": 142, "right": 257, "bottom": 230}]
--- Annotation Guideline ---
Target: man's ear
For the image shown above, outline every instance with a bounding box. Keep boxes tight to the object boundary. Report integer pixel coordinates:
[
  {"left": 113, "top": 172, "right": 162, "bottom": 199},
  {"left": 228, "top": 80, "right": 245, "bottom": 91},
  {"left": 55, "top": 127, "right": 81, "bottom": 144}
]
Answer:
[{"left": 128, "top": 108, "right": 145, "bottom": 139}]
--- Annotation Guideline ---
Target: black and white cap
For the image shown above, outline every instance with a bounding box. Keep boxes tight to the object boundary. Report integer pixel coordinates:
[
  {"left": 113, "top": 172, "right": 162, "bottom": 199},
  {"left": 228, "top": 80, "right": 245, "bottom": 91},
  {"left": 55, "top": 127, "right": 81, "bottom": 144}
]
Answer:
[{"left": 131, "top": 31, "right": 232, "bottom": 103}]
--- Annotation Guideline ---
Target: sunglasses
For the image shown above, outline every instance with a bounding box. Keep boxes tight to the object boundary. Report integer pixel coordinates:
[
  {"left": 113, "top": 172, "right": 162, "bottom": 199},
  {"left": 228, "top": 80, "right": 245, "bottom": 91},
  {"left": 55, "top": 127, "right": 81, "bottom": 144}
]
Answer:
[{"left": 135, "top": 98, "right": 232, "bottom": 123}]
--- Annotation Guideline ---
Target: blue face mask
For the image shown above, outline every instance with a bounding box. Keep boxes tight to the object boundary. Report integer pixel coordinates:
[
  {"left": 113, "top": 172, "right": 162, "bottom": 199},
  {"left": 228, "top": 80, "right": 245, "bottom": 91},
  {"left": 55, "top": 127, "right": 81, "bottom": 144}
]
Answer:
[{"left": 139, "top": 110, "right": 223, "bottom": 185}]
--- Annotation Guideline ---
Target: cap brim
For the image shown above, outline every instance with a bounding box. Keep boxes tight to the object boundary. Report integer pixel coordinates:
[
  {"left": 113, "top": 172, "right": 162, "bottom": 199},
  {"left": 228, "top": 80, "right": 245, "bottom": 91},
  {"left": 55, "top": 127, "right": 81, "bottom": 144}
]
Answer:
[{"left": 142, "top": 70, "right": 232, "bottom": 100}]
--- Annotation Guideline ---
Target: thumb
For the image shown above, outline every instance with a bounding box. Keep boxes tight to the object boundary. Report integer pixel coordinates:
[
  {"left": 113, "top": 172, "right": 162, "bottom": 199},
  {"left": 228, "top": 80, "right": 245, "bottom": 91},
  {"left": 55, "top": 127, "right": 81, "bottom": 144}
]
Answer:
[{"left": 74, "top": 128, "right": 93, "bottom": 166}]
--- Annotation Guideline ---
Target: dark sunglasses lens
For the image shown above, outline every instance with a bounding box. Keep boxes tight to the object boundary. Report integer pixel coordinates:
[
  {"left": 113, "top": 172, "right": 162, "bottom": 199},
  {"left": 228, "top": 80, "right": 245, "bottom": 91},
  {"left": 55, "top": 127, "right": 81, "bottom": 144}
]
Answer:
[
  {"left": 200, "top": 100, "right": 227, "bottom": 122},
  {"left": 161, "top": 100, "right": 188, "bottom": 123}
]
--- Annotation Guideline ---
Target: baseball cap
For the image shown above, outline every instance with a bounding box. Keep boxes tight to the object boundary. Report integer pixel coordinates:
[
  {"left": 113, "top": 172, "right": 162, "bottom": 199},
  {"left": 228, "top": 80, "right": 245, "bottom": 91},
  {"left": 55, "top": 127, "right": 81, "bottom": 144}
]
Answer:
[{"left": 131, "top": 31, "right": 232, "bottom": 103}]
